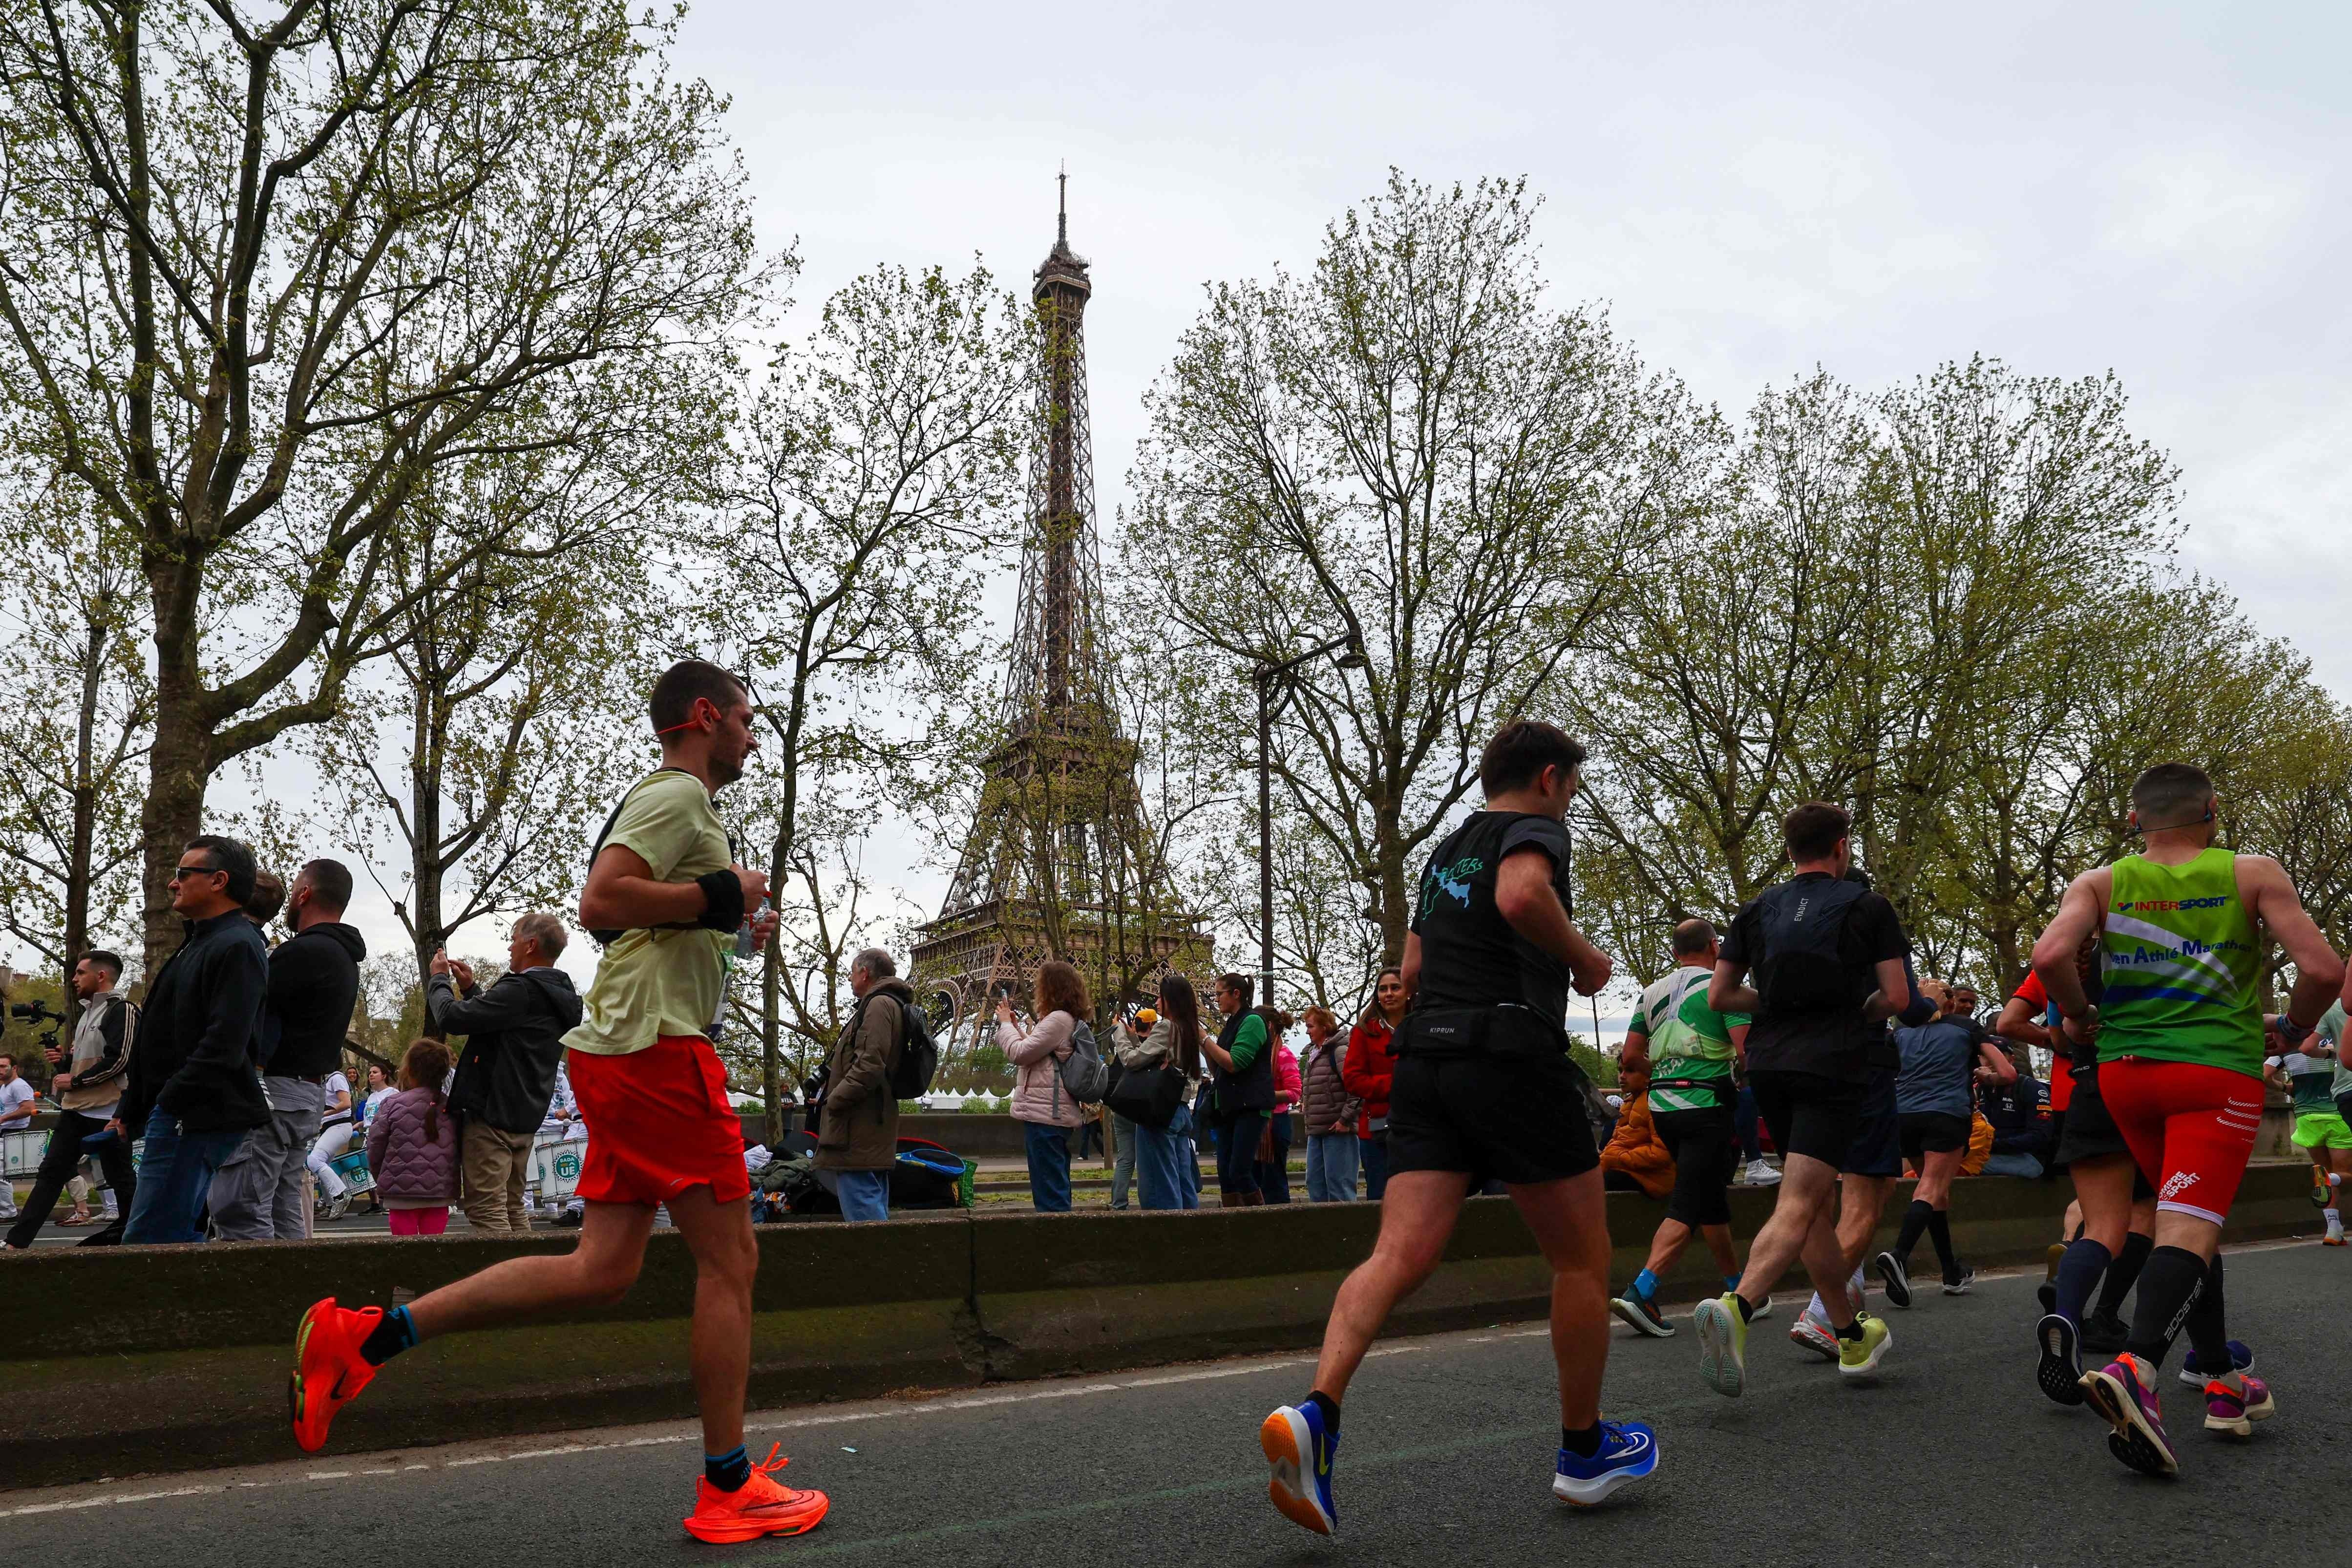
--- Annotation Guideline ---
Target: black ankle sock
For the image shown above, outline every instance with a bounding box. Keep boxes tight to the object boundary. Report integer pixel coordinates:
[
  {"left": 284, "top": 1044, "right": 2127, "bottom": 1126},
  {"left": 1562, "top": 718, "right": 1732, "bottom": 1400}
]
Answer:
[
  {"left": 1836, "top": 1315, "right": 1864, "bottom": 1341},
  {"left": 1734, "top": 1293, "right": 1756, "bottom": 1325},
  {"left": 1561, "top": 1422, "right": 1602, "bottom": 1459},
  {"left": 1304, "top": 1390, "right": 1341, "bottom": 1433},
  {"left": 2052, "top": 1237, "right": 2110, "bottom": 1325},
  {"left": 2095, "top": 1230, "right": 2154, "bottom": 1317},
  {"left": 1926, "top": 1209, "right": 1958, "bottom": 1278},
  {"left": 2122, "top": 1245, "right": 2206, "bottom": 1369},
  {"left": 704, "top": 1445, "right": 750, "bottom": 1492},
  {"left": 358, "top": 1304, "right": 418, "bottom": 1367},
  {"left": 1891, "top": 1199, "right": 1931, "bottom": 1266},
  {"left": 2183, "top": 1254, "right": 2229, "bottom": 1371}
]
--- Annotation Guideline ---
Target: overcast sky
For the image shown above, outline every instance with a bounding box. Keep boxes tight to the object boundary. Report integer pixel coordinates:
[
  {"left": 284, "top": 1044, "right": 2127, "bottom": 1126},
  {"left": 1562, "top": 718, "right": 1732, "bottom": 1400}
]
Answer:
[{"left": 135, "top": 1, "right": 2347, "bottom": 1028}]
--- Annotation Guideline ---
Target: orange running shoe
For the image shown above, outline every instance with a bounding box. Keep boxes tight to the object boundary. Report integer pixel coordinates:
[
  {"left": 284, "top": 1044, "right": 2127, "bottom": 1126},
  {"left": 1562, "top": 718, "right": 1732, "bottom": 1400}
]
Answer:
[
  {"left": 682, "top": 1445, "right": 830, "bottom": 1543},
  {"left": 291, "top": 1297, "right": 382, "bottom": 1453}
]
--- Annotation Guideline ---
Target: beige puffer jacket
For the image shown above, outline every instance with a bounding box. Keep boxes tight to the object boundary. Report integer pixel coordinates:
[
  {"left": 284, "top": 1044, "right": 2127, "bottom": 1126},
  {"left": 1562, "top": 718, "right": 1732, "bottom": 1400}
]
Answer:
[{"left": 998, "top": 1010, "right": 1089, "bottom": 1128}]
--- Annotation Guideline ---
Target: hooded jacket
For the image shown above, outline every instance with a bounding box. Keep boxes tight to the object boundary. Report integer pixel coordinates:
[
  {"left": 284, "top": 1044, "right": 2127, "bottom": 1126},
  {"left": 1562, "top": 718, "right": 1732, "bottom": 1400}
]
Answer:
[
  {"left": 816, "top": 977, "right": 912, "bottom": 1172},
  {"left": 263, "top": 921, "right": 367, "bottom": 1079},
  {"left": 433, "top": 967, "right": 586, "bottom": 1136},
  {"left": 367, "top": 1084, "right": 459, "bottom": 1205},
  {"left": 117, "top": 910, "right": 269, "bottom": 1136}
]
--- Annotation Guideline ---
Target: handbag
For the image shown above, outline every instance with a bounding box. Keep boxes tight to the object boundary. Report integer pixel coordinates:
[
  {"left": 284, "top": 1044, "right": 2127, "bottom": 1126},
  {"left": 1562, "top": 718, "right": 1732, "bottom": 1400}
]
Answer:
[{"left": 1104, "top": 1050, "right": 1187, "bottom": 1129}]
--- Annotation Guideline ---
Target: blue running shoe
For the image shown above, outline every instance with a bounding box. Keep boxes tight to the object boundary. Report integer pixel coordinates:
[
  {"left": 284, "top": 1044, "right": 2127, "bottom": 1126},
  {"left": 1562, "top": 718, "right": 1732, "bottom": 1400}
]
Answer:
[
  {"left": 2177, "top": 1340, "right": 2253, "bottom": 1387},
  {"left": 1261, "top": 1401, "right": 1338, "bottom": 1535},
  {"left": 1552, "top": 1420, "right": 1659, "bottom": 1506}
]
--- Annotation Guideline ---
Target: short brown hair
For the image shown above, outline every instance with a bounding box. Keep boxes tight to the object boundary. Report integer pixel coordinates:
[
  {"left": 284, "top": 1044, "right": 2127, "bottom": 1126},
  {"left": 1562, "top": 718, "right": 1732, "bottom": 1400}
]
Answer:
[
  {"left": 1034, "top": 959, "right": 1090, "bottom": 1022},
  {"left": 2130, "top": 763, "right": 2215, "bottom": 827},
  {"left": 399, "top": 1037, "right": 453, "bottom": 1092},
  {"left": 1478, "top": 720, "right": 1587, "bottom": 797},
  {"left": 244, "top": 868, "right": 285, "bottom": 925},
  {"left": 649, "top": 659, "right": 748, "bottom": 735},
  {"left": 1670, "top": 918, "right": 1717, "bottom": 958},
  {"left": 297, "top": 858, "right": 354, "bottom": 915},
  {"left": 1782, "top": 801, "right": 1851, "bottom": 862},
  {"left": 1302, "top": 1005, "right": 1340, "bottom": 1038}
]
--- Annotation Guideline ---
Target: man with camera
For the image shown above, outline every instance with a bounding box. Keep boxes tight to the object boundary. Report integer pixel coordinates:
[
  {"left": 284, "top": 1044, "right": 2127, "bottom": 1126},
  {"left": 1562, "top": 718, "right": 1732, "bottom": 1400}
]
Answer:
[
  {"left": 430, "top": 911, "right": 582, "bottom": 1234},
  {"left": 3, "top": 953, "right": 139, "bottom": 1251},
  {"left": 112, "top": 834, "right": 272, "bottom": 1245},
  {"left": 210, "top": 858, "right": 368, "bottom": 1241}
]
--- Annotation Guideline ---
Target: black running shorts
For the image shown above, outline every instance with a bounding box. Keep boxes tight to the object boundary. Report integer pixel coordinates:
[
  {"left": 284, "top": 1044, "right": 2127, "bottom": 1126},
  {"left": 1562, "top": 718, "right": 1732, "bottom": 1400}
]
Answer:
[
  {"left": 1653, "top": 1104, "right": 1738, "bottom": 1227},
  {"left": 1747, "top": 1069, "right": 1864, "bottom": 1168},
  {"left": 1898, "top": 1110, "right": 1971, "bottom": 1167},
  {"left": 1384, "top": 1051, "right": 1600, "bottom": 1187},
  {"left": 2053, "top": 1064, "right": 2156, "bottom": 1200},
  {"left": 1840, "top": 1067, "right": 1902, "bottom": 1178}
]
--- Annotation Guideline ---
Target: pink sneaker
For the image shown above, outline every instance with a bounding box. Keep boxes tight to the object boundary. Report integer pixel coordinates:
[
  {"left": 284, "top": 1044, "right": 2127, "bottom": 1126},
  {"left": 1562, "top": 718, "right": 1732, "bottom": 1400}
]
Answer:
[
  {"left": 2202, "top": 1374, "right": 2275, "bottom": 1438},
  {"left": 2079, "top": 1353, "right": 2177, "bottom": 1476}
]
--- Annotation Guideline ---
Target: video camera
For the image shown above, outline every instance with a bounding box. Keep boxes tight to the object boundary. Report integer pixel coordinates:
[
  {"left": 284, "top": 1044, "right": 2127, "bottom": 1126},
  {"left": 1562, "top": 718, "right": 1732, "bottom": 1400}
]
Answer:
[{"left": 8, "top": 998, "right": 66, "bottom": 1056}]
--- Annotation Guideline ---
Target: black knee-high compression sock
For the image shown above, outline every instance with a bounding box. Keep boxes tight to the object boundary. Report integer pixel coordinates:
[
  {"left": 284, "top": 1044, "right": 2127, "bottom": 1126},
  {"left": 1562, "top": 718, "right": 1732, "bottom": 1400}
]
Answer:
[
  {"left": 2183, "top": 1254, "right": 2230, "bottom": 1372},
  {"left": 1926, "top": 1209, "right": 1959, "bottom": 1280},
  {"left": 2121, "top": 1246, "right": 2206, "bottom": 1369},
  {"left": 2094, "top": 1230, "right": 2153, "bottom": 1318},
  {"left": 1891, "top": 1199, "right": 1932, "bottom": 1266},
  {"left": 2052, "top": 1237, "right": 2110, "bottom": 1325}
]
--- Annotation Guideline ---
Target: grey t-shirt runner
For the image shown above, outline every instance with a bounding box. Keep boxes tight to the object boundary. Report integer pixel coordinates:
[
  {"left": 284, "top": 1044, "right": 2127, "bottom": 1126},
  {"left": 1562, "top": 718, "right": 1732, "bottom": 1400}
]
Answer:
[{"left": 1893, "top": 1015, "right": 1989, "bottom": 1118}]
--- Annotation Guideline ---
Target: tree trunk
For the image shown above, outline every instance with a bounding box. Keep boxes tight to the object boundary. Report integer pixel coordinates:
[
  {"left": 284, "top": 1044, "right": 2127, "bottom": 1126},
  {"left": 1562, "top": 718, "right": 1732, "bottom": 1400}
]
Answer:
[
  {"left": 61, "top": 617, "right": 105, "bottom": 989},
  {"left": 762, "top": 826, "right": 787, "bottom": 1146}
]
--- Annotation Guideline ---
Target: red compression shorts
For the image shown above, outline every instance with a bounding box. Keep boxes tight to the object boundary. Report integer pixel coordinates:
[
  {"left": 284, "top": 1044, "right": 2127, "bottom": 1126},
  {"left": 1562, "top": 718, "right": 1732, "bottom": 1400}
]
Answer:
[
  {"left": 2097, "top": 1056, "right": 2263, "bottom": 1226},
  {"left": 567, "top": 1035, "right": 750, "bottom": 1207}
]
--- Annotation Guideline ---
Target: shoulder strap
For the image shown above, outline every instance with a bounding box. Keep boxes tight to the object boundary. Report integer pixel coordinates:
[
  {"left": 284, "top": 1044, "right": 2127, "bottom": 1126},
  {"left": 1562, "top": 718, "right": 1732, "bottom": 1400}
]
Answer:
[{"left": 585, "top": 769, "right": 705, "bottom": 945}]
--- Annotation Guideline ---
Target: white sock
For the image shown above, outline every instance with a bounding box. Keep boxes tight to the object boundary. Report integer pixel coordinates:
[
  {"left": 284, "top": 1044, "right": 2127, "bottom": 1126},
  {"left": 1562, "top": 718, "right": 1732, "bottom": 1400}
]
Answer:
[
  {"left": 2329, "top": 1209, "right": 2344, "bottom": 1235},
  {"left": 1806, "top": 1292, "right": 1825, "bottom": 1319},
  {"left": 1850, "top": 1267, "right": 1865, "bottom": 1301}
]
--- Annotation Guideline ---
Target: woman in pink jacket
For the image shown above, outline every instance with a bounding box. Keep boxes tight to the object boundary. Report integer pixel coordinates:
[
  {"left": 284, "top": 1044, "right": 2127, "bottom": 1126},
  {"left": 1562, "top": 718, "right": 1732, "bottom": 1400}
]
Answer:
[
  {"left": 996, "top": 959, "right": 1093, "bottom": 1211},
  {"left": 1254, "top": 1016, "right": 1302, "bottom": 1203},
  {"left": 366, "top": 1038, "right": 459, "bottom": 1235}
]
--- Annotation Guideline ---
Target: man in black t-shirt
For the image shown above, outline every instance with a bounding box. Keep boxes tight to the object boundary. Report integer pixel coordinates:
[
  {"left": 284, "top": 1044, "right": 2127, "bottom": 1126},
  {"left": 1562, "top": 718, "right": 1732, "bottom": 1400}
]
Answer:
[
  {"left": 1259, "top": 722, "right": 1658, "bottom": 1539},
  {"left": 1692, "top": 802, "right": 1914, "bottom": 1398}
]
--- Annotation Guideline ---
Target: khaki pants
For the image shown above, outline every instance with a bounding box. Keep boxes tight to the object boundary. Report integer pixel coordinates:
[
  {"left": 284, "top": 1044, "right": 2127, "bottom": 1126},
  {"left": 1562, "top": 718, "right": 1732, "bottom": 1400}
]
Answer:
[{"left": 460, "top": 1122, "right": 537, "bottom": 1233}]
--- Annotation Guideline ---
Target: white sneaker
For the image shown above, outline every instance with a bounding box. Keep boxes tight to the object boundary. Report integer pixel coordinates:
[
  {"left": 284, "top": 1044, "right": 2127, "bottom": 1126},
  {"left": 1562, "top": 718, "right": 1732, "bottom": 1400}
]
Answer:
[
  {"left": 1743, "top": 1160, "right": 1781, "bottom": 1187},
  {"left": 1790, "top": 1309, "right": 1839, "bottom": 1360}
]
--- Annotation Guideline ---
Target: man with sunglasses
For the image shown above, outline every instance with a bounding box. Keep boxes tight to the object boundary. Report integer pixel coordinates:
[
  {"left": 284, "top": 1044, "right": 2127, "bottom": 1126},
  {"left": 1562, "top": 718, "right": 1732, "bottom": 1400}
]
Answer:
[
  {"left": 109, "top": 834, "right": 272, "bottom": 1244},
  {"left": 289, "top": 659, "right": 830, "bottom": 1545}
]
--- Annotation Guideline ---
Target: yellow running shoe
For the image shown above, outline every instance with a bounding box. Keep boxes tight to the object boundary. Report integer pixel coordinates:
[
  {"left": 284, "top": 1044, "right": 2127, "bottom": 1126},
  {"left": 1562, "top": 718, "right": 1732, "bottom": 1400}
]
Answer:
[
  {"left": 1694, "top": 1292, "right": 1748, "bottom": 1398},
  {"left": 1837, "top": 1312, "right": 1892, "bottom": 1380}
]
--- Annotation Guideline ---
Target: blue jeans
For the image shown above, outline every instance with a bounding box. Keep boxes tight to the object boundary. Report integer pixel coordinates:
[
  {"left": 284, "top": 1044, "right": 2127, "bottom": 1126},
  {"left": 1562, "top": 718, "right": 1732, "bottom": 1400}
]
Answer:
[
  {"left": 1982, "top": 1152, "right": 2044, "bottom": 1179},
  {"left": 122, "top": 1108, "right": 247, "bottom": 1245},
  {"left": 1306, "top": 1132, "right": 1360, "bottom": 1201},
  {"left": 1734, "top": 1085, "right": 1763, "bottom": 1163},
  {"left": 1023, "top": 1122, "right": 1073, "bottom": 1211},
  {"left": 1359, "top": 1132, "right": 1388, "bottom": 1200},
  {"left": 1133, "top": 1104, "right": 1200, "bottom": 1210},
  {"left": 826, "top": 1168, "right": 891, "bottom": 1222},
  {"left": 1218, "top": 1109, "right": 1268, "bottom": 1197}
]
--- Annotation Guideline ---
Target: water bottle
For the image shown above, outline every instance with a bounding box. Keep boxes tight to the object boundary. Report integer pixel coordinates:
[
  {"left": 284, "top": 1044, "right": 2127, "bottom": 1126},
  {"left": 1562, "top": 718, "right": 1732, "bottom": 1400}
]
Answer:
[{"left": 737, "top": 898, "right": 769, "bottom": 959}]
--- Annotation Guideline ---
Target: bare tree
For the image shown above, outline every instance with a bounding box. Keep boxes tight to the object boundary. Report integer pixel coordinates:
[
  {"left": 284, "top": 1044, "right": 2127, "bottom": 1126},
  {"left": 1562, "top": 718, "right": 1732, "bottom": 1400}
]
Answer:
[{"left": 0, "top": 0, "right": 763, "bottom": 972}]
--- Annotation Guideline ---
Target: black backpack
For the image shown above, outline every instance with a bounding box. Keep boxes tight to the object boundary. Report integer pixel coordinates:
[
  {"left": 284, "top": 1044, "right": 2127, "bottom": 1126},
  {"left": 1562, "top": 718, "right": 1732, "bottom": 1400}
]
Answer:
[
  {"left": 1749, "top": 876, "right": 1871, "bottom": 1015},
  {"left": 872, "top": 995, "right": 939, "bottom": 1102}
]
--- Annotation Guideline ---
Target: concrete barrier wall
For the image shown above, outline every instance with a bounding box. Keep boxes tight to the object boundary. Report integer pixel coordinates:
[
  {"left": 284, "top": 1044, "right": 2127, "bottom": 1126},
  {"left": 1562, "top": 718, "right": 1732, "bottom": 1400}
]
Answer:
[{"left": 0, "top": 1164, "right": 2316, "bottom": 1491}]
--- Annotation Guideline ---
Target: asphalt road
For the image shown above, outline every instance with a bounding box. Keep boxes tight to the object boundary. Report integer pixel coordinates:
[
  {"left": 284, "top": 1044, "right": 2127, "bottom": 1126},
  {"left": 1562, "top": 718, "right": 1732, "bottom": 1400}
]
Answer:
[{"left": 6, "top": 1239, "right": 2347, "bottom": 1567}]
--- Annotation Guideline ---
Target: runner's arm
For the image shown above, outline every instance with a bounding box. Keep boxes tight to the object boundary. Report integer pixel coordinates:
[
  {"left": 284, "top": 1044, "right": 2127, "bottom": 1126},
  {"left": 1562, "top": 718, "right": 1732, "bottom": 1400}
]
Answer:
[
  {"left": 2032, "top": 869, "right": 2109, "bottom": 1021},
  {"left": 1974, "top": 1038, "right": 2017, "bottom": 1086},
  {"left": 2238, "top": 855, "right": 2346, "bottom": 1031},
  {"left": 578, "top": 842, "right": 765, "bottom": 932},
  {"left": 1493, "top": 848, "right": 1611, "bottom": 995},
  {"left": 1727, "top": 1020, "right": 1750, "bottom": 1067},
  {"left": 1399, "top": 932, "right": 1422, "bottom": 1001},
  {"left": 1993, "top": 995, "right": 2053, "bottom": 1051},
  {"left": 1618, "top": 1014, "right": 1650, "bottom": 1075},
  {"left": 1860, "top": 957, "right": 1913, "bottom": 1023},
  {"left": 1708, "top": 958, "right": 1756, "bottom": 1017}
]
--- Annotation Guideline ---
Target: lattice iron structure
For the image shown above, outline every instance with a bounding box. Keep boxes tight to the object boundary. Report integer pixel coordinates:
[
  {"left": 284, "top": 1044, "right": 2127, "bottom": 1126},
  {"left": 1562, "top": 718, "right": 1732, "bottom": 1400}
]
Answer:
[{"left": 913, "top": 183, "right": 1211, "bottom": 1052}]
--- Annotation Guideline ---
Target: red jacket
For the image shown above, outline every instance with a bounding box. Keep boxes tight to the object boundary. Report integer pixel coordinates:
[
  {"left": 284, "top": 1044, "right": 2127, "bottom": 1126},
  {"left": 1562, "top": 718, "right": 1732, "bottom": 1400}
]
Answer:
[{"left": 1342, "top": 1017, "right": 1397, "bottom": 1140}]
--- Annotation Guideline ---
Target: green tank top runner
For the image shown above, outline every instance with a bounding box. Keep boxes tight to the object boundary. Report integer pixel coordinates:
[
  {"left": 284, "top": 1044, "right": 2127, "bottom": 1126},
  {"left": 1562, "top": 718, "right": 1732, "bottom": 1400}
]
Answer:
[{"left": 2098, "top": 847, "right": 2265, "bottom": 1079}]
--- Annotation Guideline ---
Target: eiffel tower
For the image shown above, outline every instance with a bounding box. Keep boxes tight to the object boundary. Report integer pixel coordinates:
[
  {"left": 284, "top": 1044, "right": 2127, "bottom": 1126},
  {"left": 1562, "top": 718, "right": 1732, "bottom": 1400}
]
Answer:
[{"left": 911, "top": 179, "right": 1211, "bottom": 1051}]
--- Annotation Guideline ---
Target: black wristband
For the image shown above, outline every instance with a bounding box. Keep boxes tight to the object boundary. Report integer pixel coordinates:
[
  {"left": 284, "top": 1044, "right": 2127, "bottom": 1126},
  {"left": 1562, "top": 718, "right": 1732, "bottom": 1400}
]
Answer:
[{"left": 695, "top": 869, "right": 745, "bottom": 932}]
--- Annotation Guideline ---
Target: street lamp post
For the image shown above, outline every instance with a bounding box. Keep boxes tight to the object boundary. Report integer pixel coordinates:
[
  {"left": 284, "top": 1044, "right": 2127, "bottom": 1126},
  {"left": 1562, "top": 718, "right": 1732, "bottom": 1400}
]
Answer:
[{"left": 1253, "top": 634, "right": 1366, "bottom": 1005}]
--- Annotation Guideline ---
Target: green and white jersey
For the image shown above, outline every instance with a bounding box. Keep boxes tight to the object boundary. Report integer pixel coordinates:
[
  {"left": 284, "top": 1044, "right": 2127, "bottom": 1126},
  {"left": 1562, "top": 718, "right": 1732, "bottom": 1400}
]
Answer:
[
  {"left": 2278, "top": 1053, "right": 2337, "bottom": 1114},
  {"left": 1632, "top": 965, "right": 1750, "bottom": 1113},
  {"left": 2098, "top": 848, "right": 2265, "bottom": 1080},
  {"left": 2322, "top": 1002, "right": 2352, "bottom": 1100}
]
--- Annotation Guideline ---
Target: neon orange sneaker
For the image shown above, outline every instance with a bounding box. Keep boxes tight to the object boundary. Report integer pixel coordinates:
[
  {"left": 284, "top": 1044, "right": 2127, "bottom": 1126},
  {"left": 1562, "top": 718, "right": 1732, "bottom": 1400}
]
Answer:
[
  {"left": 682, "top": 1446, "right": 830, "bottom": 1543},
  {"left": 291, "top": 1297, "right": 381, "bottom": 1453}
]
